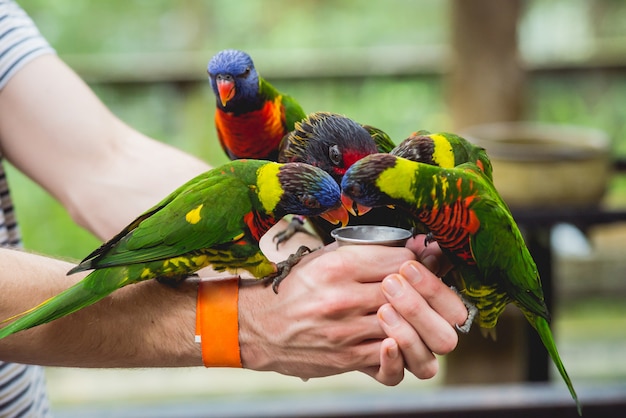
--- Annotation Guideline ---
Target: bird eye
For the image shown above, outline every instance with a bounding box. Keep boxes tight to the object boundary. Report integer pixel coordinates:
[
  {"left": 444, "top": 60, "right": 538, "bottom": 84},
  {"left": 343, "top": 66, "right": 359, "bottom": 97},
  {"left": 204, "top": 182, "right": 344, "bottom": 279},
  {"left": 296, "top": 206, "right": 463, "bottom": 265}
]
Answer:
[
  {"left": 301, "top": 195, "right": 321, "bottom": 209},
  {"left": 240, "top": 67, "right": 251, "bottom": 78},
  {"left": 347, "top": 184, "right": 362, "bottom": 198},
  {"left": 329, "top": 145, "right": 342, "bottom": 166}
]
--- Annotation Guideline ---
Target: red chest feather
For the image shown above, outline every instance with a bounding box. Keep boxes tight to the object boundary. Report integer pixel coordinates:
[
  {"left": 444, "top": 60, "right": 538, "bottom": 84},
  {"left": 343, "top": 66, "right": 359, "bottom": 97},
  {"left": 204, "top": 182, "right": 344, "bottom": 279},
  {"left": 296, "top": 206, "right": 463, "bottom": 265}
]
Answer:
[
  {"left": 215, "top": 99, "right": 286, "bottom": 160},
  {"left": 243, "top": 211, "right": 276, "bottom": 242}
]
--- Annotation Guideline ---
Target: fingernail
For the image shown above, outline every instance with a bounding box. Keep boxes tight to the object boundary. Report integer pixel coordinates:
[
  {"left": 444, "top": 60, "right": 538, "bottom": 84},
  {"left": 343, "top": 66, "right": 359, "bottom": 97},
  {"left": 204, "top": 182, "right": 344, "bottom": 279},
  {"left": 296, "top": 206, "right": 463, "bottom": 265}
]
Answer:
[
  {"left": 402, "top": 261, "right": 423, "bottom": 286},
  {"left": 382, "top": 275, "right": 403, "bottom": 297},
  {"left": 386, "top": 339, "right": 399, "bottom": 360},
  {"left": 379, "top": 305, "right": 400, "bottom": 326},
  {"left": 421, "top": 255, "right": 439, "bottom": 275}
]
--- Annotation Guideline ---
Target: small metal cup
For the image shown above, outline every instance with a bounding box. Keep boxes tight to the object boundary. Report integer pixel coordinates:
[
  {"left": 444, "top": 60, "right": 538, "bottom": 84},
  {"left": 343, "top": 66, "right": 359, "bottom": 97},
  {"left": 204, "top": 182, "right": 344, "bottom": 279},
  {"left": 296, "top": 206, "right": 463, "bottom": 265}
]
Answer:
[{"left": 331, "top": 225, "right": 412, "bottom": 247}]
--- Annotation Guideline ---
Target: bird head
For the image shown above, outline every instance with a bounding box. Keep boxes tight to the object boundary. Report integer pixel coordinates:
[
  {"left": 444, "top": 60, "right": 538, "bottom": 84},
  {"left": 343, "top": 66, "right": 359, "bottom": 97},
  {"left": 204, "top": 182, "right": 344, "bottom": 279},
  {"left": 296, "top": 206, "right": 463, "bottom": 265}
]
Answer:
[
  {"left": 207, "top": 49, "right": 260, "bottom": 109},
  {"left": 341, "top": 153, "right": 399, "bottom": 216},
  {"left": 279, "top": 112, "right": 379, "bottom": 184},
  {"left": 261, "top": 162, "right": 349, "bottom": 227},
  {"left": 391, "top": 132, "right": 437, "bottom": 165}
]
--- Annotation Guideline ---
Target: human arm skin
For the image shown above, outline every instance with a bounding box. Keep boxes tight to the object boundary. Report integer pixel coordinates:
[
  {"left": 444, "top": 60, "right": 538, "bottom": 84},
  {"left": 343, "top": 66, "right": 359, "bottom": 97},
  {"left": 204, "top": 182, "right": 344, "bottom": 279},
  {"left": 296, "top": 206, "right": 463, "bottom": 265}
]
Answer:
[
  {"left": 0, "top": 248, "right": 200, "bottom": 367},
  {"left": 0, "top": 54, "right": 210, "bottom": 240}
]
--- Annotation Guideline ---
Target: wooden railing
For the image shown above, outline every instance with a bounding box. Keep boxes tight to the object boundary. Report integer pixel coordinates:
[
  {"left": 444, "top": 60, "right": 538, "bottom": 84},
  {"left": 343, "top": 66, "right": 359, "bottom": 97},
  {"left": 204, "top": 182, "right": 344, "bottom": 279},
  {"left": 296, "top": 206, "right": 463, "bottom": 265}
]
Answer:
[{"left": 52, "top": 382, "right": 626, "bottom": 418}]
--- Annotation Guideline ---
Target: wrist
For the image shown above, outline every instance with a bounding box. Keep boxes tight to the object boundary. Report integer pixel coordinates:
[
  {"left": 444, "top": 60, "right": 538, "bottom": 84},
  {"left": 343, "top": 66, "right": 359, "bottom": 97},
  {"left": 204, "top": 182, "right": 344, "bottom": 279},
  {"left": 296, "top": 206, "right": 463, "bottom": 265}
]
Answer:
[
  {"left": 195, "top": 277, "right": 242, "bottom": 368},
  {"left": 237, "top": 281, "right": 279, "bottom": 372}
]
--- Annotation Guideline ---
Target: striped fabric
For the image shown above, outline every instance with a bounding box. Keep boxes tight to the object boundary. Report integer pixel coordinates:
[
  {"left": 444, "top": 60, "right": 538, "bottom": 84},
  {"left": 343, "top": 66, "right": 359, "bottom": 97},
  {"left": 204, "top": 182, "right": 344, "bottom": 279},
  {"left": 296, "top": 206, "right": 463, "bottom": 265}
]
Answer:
[
  {"left": 0, "top": 0, "right": 54, "bottom": 89},
  {"left": 1, "top": 1, "right": 55, "bottom": 416}
]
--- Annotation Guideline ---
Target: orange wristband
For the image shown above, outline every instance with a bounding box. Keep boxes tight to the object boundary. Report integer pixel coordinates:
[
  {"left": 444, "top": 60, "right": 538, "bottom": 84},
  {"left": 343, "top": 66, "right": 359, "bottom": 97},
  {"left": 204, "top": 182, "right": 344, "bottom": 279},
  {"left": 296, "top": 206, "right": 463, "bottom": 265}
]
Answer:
[{"left": 195, "top": 277, "right": 242, "bottom": 368}]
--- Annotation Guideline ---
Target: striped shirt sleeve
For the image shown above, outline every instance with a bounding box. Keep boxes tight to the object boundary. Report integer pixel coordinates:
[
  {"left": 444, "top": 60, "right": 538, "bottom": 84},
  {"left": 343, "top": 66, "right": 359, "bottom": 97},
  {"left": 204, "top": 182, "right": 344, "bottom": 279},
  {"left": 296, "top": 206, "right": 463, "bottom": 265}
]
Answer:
[
  {"left": 0, "top": 0, "right": 55, "bottom": 90},
  {"left": 0, "top": 3, "right": 54, "bottom": 417}
]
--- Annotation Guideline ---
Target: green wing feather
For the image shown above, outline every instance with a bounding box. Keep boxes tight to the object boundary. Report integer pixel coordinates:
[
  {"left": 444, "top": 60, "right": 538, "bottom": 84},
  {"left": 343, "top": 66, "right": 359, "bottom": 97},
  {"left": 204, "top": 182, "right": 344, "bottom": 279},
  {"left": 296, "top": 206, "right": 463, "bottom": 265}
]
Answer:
[
  {"left": 259, "top": 77, "right": 306, "bottom": 132},
  {"left": 72, "top": 175, "right": 252, "bottom": 272},
  {"left": 362, "top": 124, "right": 396, "bottom": 153},
  {"left": 281, "top": 93, "right": 306, "bottom": 132},
  {"left": 468, "top": 194, "right": 550, "bottom": 321}
]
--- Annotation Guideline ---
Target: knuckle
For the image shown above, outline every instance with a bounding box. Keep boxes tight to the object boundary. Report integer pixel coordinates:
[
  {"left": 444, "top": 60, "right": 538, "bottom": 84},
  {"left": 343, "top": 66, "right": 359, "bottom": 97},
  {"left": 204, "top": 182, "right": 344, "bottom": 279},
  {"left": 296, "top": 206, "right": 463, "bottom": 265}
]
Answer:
[
  {"left": 417, "top": 272, "right": 442, "bottom": 298},
  {"left": 414, "top": 358, "right": 439, "bottom": 380},
  {"left": 317, "top": 290, "right": 352, "bottom": 318},
  {"left": 430, "top": 329, "right": 459, "bottom": 355},
  {"left": 379, "top": 373, "right": 403, "bottom": 387},
  {"left": 395, "top": 299, "right": 424, "bottom": 321},
  {"left": 312, "top": 254, "right": 347, "bottom": 282}
]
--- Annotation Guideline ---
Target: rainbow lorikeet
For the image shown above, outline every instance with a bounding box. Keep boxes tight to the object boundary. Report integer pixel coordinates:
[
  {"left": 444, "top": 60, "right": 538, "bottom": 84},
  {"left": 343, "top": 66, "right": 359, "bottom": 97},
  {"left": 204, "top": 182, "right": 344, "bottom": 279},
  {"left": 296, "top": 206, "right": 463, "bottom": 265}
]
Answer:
[
  {"left": 279, "top": 112, "right": 384, "bottom": 183},
  {"left": 391, "top": 130, "right": 494, "bottom": 240},
  {"left": 392, "top": 130, "right": 493, "bottom": 180},
  {"left": 276, "top": 112, "right": 407, "bottom": 244},
  {"left": 341, "top": 153, "right": 581, "bottom": 415},
  {"left": 0, "top": 159, "right": 348, "bottom": 340},
  {"left": 207, "top": 49, "right": 306, "bottom": 161}
]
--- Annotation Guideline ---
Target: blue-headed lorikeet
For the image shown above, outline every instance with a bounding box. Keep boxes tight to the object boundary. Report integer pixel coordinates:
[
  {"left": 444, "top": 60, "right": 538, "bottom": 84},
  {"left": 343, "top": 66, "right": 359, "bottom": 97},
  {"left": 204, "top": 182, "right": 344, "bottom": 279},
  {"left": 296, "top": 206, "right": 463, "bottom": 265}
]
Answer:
[
  {"left": 276, "top": 112, "right": 408, "bottom": 244},
  {"left": 341, "top": 153, "right": 581, "bottom": 415},
  {"left": 0, "top": 159, "right": 348, "bottom": 340},
  {"left": 208, "top": 49, "right": 306, "bottom": 161}
]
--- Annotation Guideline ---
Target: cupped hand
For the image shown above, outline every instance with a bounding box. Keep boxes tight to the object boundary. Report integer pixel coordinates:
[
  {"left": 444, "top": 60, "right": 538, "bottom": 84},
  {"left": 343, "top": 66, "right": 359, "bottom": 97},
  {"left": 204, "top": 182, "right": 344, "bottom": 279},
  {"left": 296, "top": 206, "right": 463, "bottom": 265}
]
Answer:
[{"left": 237, "top": 243, "right": 416, "bottom": 385}]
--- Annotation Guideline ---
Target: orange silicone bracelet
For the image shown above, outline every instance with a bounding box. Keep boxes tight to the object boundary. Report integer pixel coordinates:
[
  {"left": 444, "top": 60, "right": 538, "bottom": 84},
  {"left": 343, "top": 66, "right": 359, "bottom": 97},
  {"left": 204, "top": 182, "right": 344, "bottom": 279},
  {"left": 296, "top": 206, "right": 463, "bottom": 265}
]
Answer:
[{"left": 195, "top": 277, "right": 242, "bottom": 368}]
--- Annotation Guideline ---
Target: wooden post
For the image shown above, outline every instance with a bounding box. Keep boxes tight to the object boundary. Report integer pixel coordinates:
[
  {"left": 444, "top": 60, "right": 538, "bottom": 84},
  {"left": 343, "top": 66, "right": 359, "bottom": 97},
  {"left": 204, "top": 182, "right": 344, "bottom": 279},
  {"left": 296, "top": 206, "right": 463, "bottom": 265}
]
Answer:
[
  {"left": 444, "top": 0, "right": 533, "bottom": 385},
  {"left": 447, "top": 0, "right": 525, "bottom": 131}
]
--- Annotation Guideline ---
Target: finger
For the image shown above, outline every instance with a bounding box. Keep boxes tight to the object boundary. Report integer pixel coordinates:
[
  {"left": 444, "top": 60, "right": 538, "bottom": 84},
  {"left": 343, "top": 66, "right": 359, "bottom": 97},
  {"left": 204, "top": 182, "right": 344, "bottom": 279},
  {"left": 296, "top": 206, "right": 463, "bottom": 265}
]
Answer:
[
  {"left": 381, "top": 272, "right": 459, "bottom": 356},
  {"left": 377, "top": 302, "right": 440, "bottom": 379},
  {"left": 360, "top": 337, "right": 405, "bottom": 386},
  {"left": 331, "top": 245, "right": 416, "bottom": 283},
  {"left": 321, "top": 312, "right": 387, "bottom": 345},
  {"left": 399, "top": 261, "right": 468, "bottom": 328},
  {"left": 405, "top": 236, "right": 453, "bottom": 277}
]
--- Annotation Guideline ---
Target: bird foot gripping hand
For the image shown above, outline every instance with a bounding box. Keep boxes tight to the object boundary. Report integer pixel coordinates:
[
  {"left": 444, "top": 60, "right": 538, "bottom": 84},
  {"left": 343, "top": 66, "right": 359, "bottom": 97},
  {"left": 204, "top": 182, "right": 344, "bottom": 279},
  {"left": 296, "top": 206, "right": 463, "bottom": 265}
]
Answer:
[
  {"left": 272, "top": 216, "right": 315, "bottom": 249},
  {"left": 267, "top": 245, "right": 314, "bottom": 293},
  {"left": 450, "top": 286, "right": 479, "bottom": 334}
]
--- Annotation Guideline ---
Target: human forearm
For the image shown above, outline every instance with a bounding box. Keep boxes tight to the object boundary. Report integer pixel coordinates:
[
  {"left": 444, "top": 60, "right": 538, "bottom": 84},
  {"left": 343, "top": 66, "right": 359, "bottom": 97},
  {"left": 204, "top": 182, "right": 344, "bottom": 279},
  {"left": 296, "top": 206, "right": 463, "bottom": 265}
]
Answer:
[
  {"left": 0, "top": 248, "right": 201, "bottom": 367},
  {"left": 0, "top": 54, "right": 210, "bottom": 241}
]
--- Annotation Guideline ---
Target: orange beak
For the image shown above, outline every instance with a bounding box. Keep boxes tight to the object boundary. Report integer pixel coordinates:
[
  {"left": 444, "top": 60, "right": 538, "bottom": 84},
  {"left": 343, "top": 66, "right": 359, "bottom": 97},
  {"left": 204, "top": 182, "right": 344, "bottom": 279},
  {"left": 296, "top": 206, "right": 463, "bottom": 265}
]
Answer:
[
  {"left": 216, "top": 78, "right": 235, "bottom": 107},
  {"left": 320, "top": 205, "right": 350, "bottom": 227},
  {"left": 341, "top": 194, "right": 371, "bottom": 217}
]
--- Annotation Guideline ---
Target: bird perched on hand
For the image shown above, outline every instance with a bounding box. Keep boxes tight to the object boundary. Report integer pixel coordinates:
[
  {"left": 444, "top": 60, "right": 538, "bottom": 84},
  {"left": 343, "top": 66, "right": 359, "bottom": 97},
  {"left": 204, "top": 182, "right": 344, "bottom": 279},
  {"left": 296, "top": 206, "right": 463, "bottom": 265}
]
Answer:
[
  {"left": 0, "top": 159, "right": 348, "bottom": 340},
  {"left": 341, "top": 153, "right": 581, "bottom": 415},
  {"left": 207, "top": 49, "right": 306, "bottom": 161},
  {"left": 276, "top": 112, "right": 406, "bottom": 244}
]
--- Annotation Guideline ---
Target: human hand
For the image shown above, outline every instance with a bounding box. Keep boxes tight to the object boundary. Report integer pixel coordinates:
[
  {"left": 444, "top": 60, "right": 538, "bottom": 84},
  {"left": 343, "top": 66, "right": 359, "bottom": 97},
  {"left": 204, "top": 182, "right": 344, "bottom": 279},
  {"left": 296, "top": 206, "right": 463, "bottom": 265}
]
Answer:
[
  {"left": 378, "top": 235, "right": 468, "bottom": 380},
  {"left": 237, "top": 243, "right": 416, "bottom": 385}
]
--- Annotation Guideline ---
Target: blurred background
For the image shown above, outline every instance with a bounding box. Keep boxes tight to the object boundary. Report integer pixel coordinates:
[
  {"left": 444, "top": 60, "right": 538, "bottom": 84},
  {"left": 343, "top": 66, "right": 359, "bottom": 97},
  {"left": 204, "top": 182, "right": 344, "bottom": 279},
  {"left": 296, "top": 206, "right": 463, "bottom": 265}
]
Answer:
[{"left": 9, "top": 0, "right": 626, "bottom": 415}]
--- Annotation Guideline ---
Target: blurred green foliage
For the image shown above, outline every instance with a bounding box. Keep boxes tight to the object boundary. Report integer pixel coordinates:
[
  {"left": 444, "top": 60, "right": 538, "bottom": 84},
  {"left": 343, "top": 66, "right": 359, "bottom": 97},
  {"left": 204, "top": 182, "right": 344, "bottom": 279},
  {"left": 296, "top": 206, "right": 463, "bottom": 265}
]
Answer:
[
  {"left": 20, "top": 0, "right": 447, "bottom": 53},
  {"left": 8, "top": 0, "right": 626, "bottom": 260}
]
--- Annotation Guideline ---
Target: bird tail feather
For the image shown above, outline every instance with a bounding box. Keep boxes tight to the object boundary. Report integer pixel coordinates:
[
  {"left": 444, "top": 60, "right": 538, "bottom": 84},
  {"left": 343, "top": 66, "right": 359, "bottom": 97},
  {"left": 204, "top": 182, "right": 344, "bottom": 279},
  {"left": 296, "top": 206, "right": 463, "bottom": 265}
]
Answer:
[
  {"left": 0, "top": 269, "right": 118, "bottom": 340},
  {"left": 533, "top": 315, "right": 582, "bottom": 416}
]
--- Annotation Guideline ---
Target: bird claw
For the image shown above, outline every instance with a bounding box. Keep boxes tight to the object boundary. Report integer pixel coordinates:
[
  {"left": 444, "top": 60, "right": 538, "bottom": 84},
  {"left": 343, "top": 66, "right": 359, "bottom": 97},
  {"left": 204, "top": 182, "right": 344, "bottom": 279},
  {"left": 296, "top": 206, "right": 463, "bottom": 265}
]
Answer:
[
  {"left": 272, "top": 216, "right": 314, "bottom": 250},
  {"left": 268, "top": 245, "right": 314, "bottom": 293},
  {"left": 423, "top": 232, "right": 435, "bottom": 247},
  {"left": 450, "top": 286, "right": 478, "bottom": 334}
]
